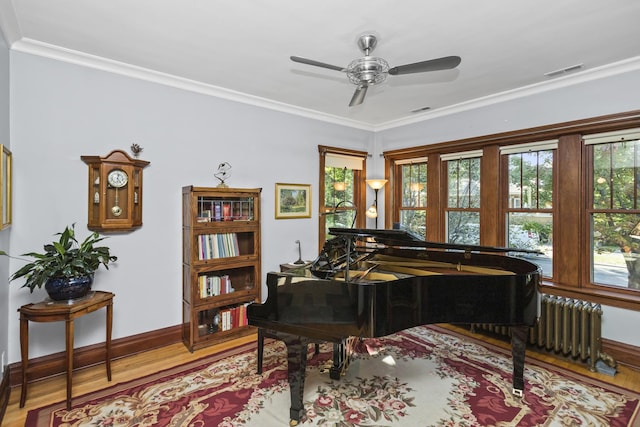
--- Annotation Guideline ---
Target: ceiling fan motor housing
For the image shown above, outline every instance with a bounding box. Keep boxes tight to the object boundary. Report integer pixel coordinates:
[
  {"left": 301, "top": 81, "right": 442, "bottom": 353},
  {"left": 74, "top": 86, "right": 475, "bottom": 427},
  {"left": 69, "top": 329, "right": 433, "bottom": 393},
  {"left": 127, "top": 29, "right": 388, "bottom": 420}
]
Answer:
[{"left": 347, "top": 56, "right": 389, "bottom": 86}]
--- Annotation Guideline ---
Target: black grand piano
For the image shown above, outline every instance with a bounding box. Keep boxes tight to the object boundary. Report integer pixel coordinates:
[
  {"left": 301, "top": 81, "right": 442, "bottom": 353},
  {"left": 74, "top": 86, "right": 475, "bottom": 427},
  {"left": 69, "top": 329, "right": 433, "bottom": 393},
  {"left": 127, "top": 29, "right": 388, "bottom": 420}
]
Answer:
[{"left": 247, "top": 228, "right": 540, "bottom": 424}]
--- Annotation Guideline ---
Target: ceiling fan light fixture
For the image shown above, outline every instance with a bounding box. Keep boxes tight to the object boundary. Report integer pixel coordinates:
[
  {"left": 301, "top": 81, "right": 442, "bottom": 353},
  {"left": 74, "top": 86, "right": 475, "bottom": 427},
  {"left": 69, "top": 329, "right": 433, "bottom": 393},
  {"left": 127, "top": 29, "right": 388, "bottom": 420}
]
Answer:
[{"left": 346, "top": 57, "right": 389, "bottom": 86}]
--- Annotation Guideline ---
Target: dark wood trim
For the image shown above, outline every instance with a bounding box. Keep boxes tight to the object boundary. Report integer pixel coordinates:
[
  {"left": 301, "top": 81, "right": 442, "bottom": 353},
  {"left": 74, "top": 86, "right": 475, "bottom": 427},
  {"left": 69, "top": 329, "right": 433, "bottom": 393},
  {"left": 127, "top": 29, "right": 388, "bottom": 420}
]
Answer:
[
  {"left": 426, "top": 153, "right": 442, "bottom": 241},
  {"left": 0, "top": 366, "right": 9, "bottom": 425},
  {"left": 318, "top": 146, "right": 327, "bottom": 250},
  {"left": 602, "top": 338, "right": 640, "bottom": 371},
  {"left": 480, "top": 145, "right": 500, "bottom": 247},
  {"left": 318, "top": 145, "right": 369, "bottom": 159},
  {"left": 555, "top": 134, "right": 583, "bottom": 287},
  {"left": 383, "top": 109, "right": 640, "bottom": 159},
  {"left": 8, "top": 324, "right": 181, "bottom": 388},
  {"left": 539, "top": 282, "right": 640, "bottom": 311}
]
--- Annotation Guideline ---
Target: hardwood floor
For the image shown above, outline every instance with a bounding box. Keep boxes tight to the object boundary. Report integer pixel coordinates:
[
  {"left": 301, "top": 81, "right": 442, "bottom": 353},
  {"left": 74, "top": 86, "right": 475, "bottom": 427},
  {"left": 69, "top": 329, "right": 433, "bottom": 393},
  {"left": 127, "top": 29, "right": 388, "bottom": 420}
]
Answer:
[{"left": 3, "top": 328, "right": 640, "bottom": 426}]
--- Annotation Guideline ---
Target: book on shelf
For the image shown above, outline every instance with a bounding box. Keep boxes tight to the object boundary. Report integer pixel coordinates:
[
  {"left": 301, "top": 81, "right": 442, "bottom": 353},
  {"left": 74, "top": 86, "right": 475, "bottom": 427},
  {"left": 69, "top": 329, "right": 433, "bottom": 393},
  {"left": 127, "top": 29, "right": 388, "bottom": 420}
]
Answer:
[
  {"left": 199, "top": 274, "right": 233, "bottom": 298},
  {"left": 202, "top": 303, "right": 249, "bottom": 334},
  {"left": 217, "top": 304, "right": 248, "bottom": 332},
  {"left": 197, "top": 233, "right": 240, "bottom": 260},
  {"left": 197, "top": 198, "right": 254, "bottom": 222}
]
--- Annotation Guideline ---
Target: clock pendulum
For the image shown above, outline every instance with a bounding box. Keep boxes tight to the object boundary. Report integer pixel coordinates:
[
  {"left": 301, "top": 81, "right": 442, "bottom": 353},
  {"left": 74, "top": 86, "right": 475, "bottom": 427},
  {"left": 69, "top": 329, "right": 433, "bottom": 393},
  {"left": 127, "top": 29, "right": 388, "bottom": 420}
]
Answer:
[
  {"left": 107, "top": 169, "right": 128, "bottom": 217},
  {"left": 112, "top": 187, "right": 122, "bottom": 216}
]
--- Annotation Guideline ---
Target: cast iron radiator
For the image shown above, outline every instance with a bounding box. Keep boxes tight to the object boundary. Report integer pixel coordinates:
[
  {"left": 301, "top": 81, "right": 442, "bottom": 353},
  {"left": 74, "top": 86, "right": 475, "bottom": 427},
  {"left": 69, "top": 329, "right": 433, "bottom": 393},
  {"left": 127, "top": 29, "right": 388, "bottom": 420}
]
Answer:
[{"left": 471, "top": 294, "right": 616, "bottom": 372}]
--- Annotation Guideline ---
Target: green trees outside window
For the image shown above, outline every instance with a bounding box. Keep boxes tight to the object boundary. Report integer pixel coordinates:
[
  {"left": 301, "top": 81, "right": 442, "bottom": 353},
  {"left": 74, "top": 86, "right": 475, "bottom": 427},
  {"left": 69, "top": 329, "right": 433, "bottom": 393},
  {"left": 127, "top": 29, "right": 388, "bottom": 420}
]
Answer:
[{"left": 591, "top": 139, "right": 640, "bottom": 289}]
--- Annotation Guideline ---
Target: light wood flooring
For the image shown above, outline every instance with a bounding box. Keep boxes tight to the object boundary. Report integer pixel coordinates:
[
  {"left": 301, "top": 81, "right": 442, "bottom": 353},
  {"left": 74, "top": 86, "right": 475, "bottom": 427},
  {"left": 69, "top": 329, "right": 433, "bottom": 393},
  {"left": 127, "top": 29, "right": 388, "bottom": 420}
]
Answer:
[{"left": 3, "top": 327, "right": 640, "bottom": 426}]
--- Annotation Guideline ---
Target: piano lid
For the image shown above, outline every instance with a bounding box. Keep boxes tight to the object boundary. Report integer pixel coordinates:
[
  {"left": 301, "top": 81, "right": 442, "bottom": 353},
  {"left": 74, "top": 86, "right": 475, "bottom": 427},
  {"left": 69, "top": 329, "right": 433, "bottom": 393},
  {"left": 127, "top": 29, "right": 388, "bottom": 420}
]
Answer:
[
  {"left": 328, "top": 227, "right": 543, "bottom": 255},
  {"left": 309, "top": 227, "right": 541, "bottom": 280}
]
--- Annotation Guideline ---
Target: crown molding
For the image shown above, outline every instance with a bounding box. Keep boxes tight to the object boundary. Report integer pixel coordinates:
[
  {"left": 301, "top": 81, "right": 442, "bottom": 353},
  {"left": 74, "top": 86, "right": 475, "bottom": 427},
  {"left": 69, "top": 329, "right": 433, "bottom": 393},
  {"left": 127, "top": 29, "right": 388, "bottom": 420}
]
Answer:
[
  {"left": 374, "top": 56, "right": 640, "bottom": 132},
  {"left": 7, "top": 36, "right": 640, "bottom": 134},
  {"left": 10, "top": 38, "right": 374, "bottom": 131}
]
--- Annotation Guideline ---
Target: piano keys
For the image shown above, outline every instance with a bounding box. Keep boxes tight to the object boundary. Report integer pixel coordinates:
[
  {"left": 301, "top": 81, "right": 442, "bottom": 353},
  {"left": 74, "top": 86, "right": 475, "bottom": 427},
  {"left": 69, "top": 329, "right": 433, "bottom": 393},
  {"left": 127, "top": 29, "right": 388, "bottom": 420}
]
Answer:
[{"left": 247, "top": 228, "right": 540, "bottom": 424}]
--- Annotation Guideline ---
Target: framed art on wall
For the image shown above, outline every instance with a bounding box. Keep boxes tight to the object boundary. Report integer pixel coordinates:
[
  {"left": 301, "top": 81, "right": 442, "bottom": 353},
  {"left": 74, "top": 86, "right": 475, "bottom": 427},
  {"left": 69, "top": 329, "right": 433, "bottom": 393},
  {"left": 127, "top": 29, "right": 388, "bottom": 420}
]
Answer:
[
  {"left": 1, "top": 145, "right": 12, "bottom": 229},
  {"left": 275, "top": 183, "right": 311, "bottom": 219}
]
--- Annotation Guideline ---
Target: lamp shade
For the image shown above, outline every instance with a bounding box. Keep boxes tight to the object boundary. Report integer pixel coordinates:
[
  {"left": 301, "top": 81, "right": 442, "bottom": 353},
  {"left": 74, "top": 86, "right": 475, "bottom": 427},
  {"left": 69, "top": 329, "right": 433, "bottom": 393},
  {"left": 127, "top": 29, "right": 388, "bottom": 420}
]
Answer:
[
  {"left": 365, "top": 203, "right": 378, "bottom": 218},
  {"left": 366, "top": 179, "right": 388, "bottom": 190}
]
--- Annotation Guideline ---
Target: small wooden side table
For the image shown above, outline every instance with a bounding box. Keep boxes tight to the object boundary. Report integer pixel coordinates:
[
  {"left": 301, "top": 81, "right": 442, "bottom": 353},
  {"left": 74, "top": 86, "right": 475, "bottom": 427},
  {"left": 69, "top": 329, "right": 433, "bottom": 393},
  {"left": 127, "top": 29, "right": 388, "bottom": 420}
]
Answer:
[{"left": 18, "top": 290, "right": 114, "bottom": 409}]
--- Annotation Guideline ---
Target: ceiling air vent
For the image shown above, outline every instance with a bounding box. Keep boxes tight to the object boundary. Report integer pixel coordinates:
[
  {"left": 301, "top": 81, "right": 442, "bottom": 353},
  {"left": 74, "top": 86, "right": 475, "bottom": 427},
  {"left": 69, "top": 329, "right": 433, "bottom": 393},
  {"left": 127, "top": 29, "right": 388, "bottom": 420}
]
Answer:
[
  {"left": 411, "top": 106, "right": 431, "bottom": 113},
  {"left": 544, "top": 63, "right": 584, "bottom": 78}
]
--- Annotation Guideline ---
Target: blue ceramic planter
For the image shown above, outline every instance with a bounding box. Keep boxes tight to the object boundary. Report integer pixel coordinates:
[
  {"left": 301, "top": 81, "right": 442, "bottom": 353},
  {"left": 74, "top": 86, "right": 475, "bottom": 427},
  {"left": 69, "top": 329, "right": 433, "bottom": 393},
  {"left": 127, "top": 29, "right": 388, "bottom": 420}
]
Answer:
[{"left": 45, "top": 276, "right": 94, "bottom": 301}]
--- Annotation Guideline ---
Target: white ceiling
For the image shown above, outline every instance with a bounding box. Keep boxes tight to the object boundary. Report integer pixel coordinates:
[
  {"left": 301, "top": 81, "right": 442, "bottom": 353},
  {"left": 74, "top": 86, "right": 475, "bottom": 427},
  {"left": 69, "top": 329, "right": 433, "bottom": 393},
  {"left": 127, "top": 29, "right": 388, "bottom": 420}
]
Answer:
[{"left": 1, "top": 0, "right": 640, "bottom": 130}]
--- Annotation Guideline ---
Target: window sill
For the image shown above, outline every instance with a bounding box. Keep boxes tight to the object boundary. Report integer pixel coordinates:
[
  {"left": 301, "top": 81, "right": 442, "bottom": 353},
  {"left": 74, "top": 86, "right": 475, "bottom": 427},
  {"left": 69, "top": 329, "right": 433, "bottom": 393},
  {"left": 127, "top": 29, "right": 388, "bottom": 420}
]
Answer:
[{"left": 539, "top": 281, "right": 640, "bottom": 311}]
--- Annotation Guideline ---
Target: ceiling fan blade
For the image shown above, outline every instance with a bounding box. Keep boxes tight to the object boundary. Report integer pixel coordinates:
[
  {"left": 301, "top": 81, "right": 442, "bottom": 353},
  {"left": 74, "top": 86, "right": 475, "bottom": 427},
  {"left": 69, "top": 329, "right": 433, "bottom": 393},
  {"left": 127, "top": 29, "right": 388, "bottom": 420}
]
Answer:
[
  {"left": 388, "top": 56, "right": 461, "bottom": 75},
  {"left": 349, "top": 85, "right": 368, "bottom": 107},
  {"left": 290, "top": 56, "right": 345, "bottom": 72}
]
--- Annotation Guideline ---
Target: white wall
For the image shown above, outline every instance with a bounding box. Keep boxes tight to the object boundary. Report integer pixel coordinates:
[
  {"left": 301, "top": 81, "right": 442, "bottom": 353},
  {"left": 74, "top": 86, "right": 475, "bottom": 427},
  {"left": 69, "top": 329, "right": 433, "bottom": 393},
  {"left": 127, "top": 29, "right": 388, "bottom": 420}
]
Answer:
[
  {"left": 7, "top": 51, "right": 373, "bottom": 363},
  {"left": 0, "top": 23, "right": 10, "bottom": 375},
  {"left": 373, "top": 68, "right": 640, "bottom": 347}
]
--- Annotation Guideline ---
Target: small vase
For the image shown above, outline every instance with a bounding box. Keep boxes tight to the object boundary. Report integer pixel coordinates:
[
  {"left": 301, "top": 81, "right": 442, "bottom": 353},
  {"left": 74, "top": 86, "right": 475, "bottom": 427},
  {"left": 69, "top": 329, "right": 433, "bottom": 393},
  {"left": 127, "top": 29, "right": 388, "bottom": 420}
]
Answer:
[{"left": 45, "top": 276, "right": 94, "bottom": 301}]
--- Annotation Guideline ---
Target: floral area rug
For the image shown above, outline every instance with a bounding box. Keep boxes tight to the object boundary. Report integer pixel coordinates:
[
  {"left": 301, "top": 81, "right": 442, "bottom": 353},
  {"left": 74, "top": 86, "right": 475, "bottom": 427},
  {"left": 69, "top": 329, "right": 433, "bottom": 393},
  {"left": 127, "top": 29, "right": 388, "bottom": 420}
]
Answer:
[{"left": 26, "top": 325, "right": 640, "bottom": 426}]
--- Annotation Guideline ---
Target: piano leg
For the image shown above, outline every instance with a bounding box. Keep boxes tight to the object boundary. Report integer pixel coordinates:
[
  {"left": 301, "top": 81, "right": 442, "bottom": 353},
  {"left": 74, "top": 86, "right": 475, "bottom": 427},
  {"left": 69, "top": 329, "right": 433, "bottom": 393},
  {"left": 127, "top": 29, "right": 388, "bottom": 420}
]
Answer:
[
  {"left": 510, "top": 325, "right": 528, "bottom": 397},
  {"left": 257, "top": 329, "right": 265, "bottom": 374},
  {"left": 329, "top": 342, "right": 342, "bottom": 380},
  {"left": 281, "top": 333, "right": 309, "bottom": 425}
]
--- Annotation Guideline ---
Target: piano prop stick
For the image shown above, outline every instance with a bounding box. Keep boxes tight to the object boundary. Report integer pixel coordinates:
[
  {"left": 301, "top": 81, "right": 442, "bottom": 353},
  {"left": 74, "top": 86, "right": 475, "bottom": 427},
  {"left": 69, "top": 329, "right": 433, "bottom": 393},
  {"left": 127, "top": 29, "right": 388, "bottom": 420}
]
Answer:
[{"left": 247, "top": 228, "right": 541, "bottom": 424}]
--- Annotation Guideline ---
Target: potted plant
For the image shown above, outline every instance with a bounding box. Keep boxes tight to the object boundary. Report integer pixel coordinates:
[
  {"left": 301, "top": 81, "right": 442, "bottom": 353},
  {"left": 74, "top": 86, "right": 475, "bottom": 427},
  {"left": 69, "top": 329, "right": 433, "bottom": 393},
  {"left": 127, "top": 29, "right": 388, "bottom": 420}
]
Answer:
[{"left": 1, "top": 224, "right": 117, "bottom": 300}]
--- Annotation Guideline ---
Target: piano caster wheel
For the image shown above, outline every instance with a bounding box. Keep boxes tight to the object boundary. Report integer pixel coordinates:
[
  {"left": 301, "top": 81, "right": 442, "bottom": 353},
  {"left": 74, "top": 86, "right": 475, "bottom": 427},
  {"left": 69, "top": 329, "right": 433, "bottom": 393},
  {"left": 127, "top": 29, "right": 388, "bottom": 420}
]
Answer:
[
  {"left": 512, "top": 388, "right": 524, "bottom": 398},
  {"left": 289, "top": 420, "right": 299, "bottom": 426}
]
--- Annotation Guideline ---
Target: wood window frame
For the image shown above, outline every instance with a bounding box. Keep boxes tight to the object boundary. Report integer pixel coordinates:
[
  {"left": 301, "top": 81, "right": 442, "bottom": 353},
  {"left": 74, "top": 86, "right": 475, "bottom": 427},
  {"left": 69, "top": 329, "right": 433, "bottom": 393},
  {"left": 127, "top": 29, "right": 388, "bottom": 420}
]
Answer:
[
  {"left": 383, "top": 109, "right": 640, "bottom": 311},
  {"left": 442, "top": 153, "right": 483, "bottom": 245},
  {"left": 318, "top": 145, "right": 367, "bottom": 250},
  {"left": 394, "top": 160, "right": 428, "bottom": 238},
  {"left": 500, "top": 143, "right": 556, "bottom": 279}
]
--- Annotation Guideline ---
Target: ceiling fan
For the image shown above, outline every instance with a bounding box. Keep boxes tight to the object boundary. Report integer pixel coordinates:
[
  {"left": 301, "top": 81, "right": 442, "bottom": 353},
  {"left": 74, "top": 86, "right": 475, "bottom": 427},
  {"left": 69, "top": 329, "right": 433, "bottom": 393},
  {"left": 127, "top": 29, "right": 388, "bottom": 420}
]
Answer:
[{"left": 291, "top": 33, "right": 461, "bottom": 107}]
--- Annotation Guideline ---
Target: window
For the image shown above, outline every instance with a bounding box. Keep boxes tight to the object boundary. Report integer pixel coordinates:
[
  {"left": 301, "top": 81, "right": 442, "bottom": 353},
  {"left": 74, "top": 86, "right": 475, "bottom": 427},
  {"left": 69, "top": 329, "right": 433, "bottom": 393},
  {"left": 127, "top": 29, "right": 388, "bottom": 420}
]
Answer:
[
  {"left": 443, "top": 151, "right": 482, "bottom": 245},
  {"left": 383, "top": 110, "right": 640, "bottom": 310},
  {"left": 325, "top": 166, "right": 356, "bottom": 229},
  {"left": 396, "top": 160, "right": 427, "bottom": 238},
  {"left": 585, "top": 129, "right": 640, "bottom": 291},
  {"left": 318, "top": 146, "right": 367, "bottom": 247},
  {"left": 501, "top": 141, "right": 556, "bottom": 278}
]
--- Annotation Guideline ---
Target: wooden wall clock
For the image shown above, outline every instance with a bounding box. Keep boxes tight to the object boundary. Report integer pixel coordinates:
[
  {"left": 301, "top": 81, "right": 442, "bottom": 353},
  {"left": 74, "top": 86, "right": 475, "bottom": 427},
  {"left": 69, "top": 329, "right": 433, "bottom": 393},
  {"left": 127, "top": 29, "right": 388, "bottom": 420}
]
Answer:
[{"left": 81, "top": 150, "right": 150, "bottom": 231}]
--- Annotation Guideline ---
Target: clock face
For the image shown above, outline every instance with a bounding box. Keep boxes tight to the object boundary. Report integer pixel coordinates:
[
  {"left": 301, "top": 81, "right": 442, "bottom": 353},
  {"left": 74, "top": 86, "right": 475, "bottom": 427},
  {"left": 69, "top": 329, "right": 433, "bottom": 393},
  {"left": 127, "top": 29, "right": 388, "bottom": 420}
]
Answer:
[{"left": 107, "top": 169, "right": 128, "bottom": 188}]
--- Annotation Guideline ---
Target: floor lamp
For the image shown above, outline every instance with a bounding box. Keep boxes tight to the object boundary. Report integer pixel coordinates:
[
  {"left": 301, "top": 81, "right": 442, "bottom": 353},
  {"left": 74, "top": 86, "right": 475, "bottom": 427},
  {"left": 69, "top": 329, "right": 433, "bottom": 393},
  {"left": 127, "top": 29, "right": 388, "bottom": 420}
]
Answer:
[{"left": 365, "top": 179, "right": 388, "bottom": 229}]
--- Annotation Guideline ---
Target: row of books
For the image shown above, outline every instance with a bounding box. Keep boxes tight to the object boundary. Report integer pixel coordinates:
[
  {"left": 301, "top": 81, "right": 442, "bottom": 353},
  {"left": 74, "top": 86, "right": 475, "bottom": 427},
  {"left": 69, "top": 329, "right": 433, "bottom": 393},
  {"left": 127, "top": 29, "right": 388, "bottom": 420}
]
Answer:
[
  {"left": 199, "top": 274, "right": 233, "bottom": 298},
  {"left": 212, "top": 304, "right": 248, "bottom": 332},
  {"left": 197, "top": 233, "right": 240, "bottom": 260}
]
